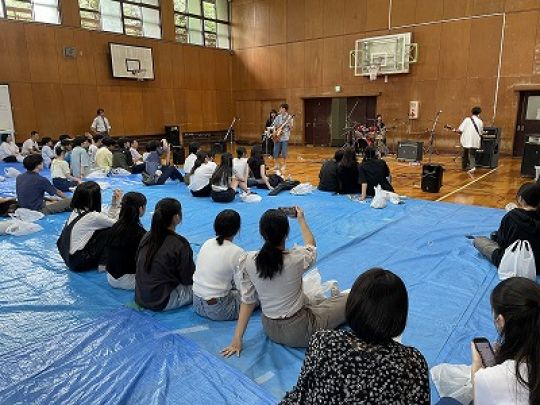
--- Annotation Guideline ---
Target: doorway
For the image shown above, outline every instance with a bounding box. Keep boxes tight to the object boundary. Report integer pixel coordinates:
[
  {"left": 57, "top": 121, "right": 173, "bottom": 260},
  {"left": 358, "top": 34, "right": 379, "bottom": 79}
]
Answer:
[
  {"left": 304, "top": 98, "right": 333, "bottom": 146},
  {"left": 514, "top": 91, "right": 540, "bottom": 156}
]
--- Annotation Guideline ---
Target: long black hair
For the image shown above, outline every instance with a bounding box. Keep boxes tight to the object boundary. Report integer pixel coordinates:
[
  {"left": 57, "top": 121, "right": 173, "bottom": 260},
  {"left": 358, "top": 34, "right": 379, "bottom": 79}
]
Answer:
[
  {"left": 191, "top": 150, "right": 209, "bottom": 175},
  {"left": 70, "top": 181, "right": 101, "bottom": 212},
  {"left": 339, "top": 147, "right": 357, "bottom": 168},
  {"left": 363, "top": 146, "right": 378, "bottom": 162},
  {"left": 142, "top": 198, "right": 182, "bottom": 273},
  {"left": 108, "top": 192, "right": 147, "bottom": 240},
  {"left": 491, "top": 277, "right": 540, "bottom": 404},
  {"left": 248, "top": 145, "right": 265, "bottom": 175},
  {"left": 214, "top": 209, "right": 241, "bottom": 246},
  {"left": 211, "top": 152, "right": 233, "bottom": 186},
  {"left": 255, "top": 209, "right": 289, "bottom": 279},
  {"left": 517, "top": 182, "right": 540, "bottom": 210}
]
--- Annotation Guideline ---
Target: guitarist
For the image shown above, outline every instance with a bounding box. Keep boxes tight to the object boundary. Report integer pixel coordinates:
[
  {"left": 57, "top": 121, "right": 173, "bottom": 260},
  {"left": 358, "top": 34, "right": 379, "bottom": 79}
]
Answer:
[
  {"left": 271, "top": 103, "right": 294, "bottom": 173},
  {"left": 455, "top": 106, "right": 483, "bottom": 176}
]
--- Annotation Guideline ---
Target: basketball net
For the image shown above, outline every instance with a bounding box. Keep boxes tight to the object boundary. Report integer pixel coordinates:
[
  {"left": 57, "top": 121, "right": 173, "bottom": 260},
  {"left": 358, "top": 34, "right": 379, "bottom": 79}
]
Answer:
[
  {"left": 132, "top": 69, "right": 147, "bottom": 82},
  {"left": 367, "top": 64, "right": 380, "bottom": 81}
]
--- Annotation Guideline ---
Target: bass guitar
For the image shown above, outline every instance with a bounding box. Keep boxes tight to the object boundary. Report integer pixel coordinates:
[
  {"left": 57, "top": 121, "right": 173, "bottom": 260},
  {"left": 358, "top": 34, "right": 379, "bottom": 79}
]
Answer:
[{"left": 272, "top": 114, "right": 295, "bottom": 142}]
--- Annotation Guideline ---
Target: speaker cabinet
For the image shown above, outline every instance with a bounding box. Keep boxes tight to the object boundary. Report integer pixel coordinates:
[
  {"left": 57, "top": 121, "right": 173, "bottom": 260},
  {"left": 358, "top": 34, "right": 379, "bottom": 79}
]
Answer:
[
  {"left": 397, "top": 141, "right": 423, "bottom": 162},
  {"left": 476, "top": 127, "right": 501, "bottom": 169},
  {"left": 172, "top": 145, "right": 185, "bottom": 165},
  {"left": 165, "top": 125, "right": 181, "bottom": 147},
  {"left": 421, "top": 164, "right": 443, "bottom": 193},
  {"left": 521, "top": 142, "right": 540, "bottom": 177}
]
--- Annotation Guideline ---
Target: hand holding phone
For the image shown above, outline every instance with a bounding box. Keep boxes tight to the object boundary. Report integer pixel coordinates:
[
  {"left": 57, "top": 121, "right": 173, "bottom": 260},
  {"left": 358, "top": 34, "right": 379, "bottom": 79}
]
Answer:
[
  {"left": 278, "top": 207, "right": 297, "bottom": 218},
  {"left": 473, "top": 337, "right": 496, "bottom": 367}
]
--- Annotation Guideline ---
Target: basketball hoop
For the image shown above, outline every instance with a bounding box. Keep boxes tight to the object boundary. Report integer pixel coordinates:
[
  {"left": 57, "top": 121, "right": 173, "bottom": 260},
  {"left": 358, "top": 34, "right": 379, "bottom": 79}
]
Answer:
[
  {"left": 367, "top": 64, "right": 380, "bottom": 81},
  {"left": 131, "top": 68, "right": 147, "bottom": 82}
]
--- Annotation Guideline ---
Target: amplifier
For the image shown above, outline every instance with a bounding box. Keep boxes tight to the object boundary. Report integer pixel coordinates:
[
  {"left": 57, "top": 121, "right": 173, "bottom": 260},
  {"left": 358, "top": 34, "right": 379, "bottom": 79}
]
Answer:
[
  {"left": 165, "top": 125, "right": 181, "bottom": 147},
  {"left": 476, "top": 127, "right": 501, "bottom": 169},
  {"left": 172, "top": 145, "right": 185, "bottom": 165},
  {"left": 397, "top": 141, "right": 423, "bottom": 162},
  {"left": 421, "top": 164, "right": 443, "bottom": 193},
  {"left": 521, "top": 142, "right": 540, "bottom": 177}
]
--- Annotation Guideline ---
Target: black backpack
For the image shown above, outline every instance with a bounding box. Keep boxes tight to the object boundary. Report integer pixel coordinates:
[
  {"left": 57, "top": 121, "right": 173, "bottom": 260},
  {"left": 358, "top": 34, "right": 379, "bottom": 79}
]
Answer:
[{"left": 57, "top": 212, "right": 89, "bottom": 267}]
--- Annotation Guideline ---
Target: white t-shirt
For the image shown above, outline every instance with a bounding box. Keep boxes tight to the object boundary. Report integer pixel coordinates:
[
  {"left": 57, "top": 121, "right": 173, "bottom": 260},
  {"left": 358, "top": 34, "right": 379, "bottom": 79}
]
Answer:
[
  {"left": 188, "top": 162, "right": 217, "bottom": 191},
  {"left": 88, "top": 144, "right": 98, "bottom": 167},
  {"left": 474, "top": 360, "right": 529, "bottom": 405},
  {"left": 130, "top": 147, "right": 142, "bottom": 162},
  {"left": 0, "top": 142, "right": 19, "bottom": 160},
  {"left": 238, "top": 244, "right": 317, "bottom": 319},
  {"left": 42, "top": 145, "right": 55, "bottom": 168},
  {"left": 22, "top": 139, "right": 39, "bottom": 156},
  {"left": 459, "top": 115, "right": 483, "bottom": 149},
  {"left": 91, "top": 116, "right": 111, "bottom": 133},
  {"left": 51, "top": 159, "right": 70, "bottom": 179},
  {"left": 67, "top": 208, "right": 118, "bottom": 254},
  {"left": 192, "top": 238, "right": 245, "bottom": 300},
  {"left": 184, "top": 153, "right": 197, "bottom": 174},
  {"left": 233, "top": 157, "right": 248, "bottom": 181}
]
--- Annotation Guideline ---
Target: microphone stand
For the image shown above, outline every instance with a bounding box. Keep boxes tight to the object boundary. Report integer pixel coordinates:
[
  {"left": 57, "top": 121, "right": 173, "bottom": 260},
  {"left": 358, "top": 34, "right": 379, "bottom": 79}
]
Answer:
[
  {"left": 427, "top": 110, "right": 442, "bottom": 163},
  {"left": 224, "top": 117, "right": 238, "bottom": 153},
  {"left": 342, "top": 99, "right": 360, "bottom": 148}
]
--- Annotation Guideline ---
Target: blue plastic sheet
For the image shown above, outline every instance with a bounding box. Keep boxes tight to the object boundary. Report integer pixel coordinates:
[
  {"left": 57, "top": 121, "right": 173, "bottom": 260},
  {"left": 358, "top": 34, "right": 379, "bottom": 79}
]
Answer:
[{"left": 0, "top": 161, "right": 519, "bottom": 403}]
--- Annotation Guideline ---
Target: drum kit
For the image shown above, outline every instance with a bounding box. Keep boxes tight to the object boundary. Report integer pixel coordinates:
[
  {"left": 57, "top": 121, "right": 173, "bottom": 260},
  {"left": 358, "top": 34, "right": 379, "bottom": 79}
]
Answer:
[{"left": 344, "top": 121, "right": 390, "bottom": 157}]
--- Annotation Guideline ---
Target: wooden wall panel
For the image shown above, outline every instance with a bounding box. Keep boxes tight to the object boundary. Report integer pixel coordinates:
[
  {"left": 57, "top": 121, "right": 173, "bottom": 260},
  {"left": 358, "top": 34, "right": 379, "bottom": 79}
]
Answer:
[
  {"left": 73, "top": 31, "right": 97, "bottom": 86},
  {"left": 9, "top": 83, "right": 37, "bottom": 140},
  {"left": 97, "top": 86, "right": 125, "bottom": 135},
  {"left": 322, "top": 0, "right": 345, "bottom": 37},
  {"left": 439, "top": 20, "right": 471, "bottom": 79},
  {"left": 32, "top": 83, "right": 65, "bottom": 135},
  {"left": 391, "top": 0, "right": 416, "bottom": 27},
  {"left": 56, "top": 30, "right": 80, "bottom": 85},
  {"left": 505, "top": 0, "right": 540, "bottom": 12},
  {"left": 253, "top": 0, "right": 269, "bottom": 47},
  {"left": 26, "top": 25, "right": 60, "bottom": 84},
  {"left": 142, "top": 88, "right": 165, "bottom": 134},
  {"left": 416, "top": 0, "right": 444, "bottom": 23},
  {"left": 0, "top": 24, "right": 31, "bottom": 82},
  {"left": 501, "top": 11, "right": 538, "bottom": 77},
  {"left": 184, "top": 90, "right": 203, "bottom": 130},
  {"left": 286, "top": 0, "right": 304, "bottom": 42},
  {"left": 322, "top": 37, "right": 343, "bottom": 86},
  {"left": 468, "top": 16, "right": 503, "bottom": 79},
  {"left": 365, "top": 0, "right": 389, "bottom": 31},
  {"left": 343, "top": 0, "right": 367, "bottom": 35},
  {"left": 268, "top": 0, "right": 286, "bottom": 44},
  {"left": 286, "top": 42, "right": 305, "bottom": 88},
  {"left": 410, "top": 25, "right": 441, "bottom": 81},
  {"left": 472, "top": 0, "right": 505, "bottom": 14},
  {"left": 443, "top": 0, "right": 473, "bottom": 19},
  {"left": 304, "top": 39, "right": 324, "bottom": 88},
  {"left": 304, "top": 0, "right": 323, "bottom": 40},
  {"left": 60, "top": 85, "right": 84, "bottom": 134}
]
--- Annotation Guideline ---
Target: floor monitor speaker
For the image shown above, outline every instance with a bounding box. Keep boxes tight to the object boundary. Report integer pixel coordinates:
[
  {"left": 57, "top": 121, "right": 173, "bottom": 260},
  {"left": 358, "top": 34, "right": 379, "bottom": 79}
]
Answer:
[
  {"left": 421, "top": 164, "right": 443, "bottom": 193},
  {"left": 397, "top": 141, "right": 423, "bottom": 162}
]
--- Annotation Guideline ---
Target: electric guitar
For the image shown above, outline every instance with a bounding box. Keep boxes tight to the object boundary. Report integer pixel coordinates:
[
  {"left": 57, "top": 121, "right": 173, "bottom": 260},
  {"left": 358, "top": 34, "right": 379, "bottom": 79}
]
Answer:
[
  {"left": 444, "top": 124, "right": 459, "bottom": 133},
  {"left": 272, "top": 114, "right": 295, "bottom": 142}
]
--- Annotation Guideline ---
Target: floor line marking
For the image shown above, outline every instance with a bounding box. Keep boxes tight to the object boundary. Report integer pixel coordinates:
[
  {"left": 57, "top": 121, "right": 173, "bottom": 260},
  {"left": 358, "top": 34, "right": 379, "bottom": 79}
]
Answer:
[{"left": 436, "top": 167, "right": 499, "bottom": 202}]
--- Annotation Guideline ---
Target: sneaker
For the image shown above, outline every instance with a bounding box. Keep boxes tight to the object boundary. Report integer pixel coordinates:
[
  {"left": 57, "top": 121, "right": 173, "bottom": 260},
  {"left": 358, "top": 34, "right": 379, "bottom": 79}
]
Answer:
[{"left": 467, "top": 168, "right": 476, "bottom": 178}]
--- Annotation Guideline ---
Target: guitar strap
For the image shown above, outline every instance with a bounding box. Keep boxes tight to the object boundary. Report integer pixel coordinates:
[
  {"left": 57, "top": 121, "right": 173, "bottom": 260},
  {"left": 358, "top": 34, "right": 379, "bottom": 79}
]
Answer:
[{"left": 470, "top": 116, "right": 481, "bottom": 136}]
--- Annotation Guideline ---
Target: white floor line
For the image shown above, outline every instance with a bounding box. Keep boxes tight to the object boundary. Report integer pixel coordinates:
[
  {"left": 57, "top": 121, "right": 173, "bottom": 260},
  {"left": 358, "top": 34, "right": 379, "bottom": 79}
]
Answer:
[{"left": 436, "top": 167, "right": 499, "bottom": 202}]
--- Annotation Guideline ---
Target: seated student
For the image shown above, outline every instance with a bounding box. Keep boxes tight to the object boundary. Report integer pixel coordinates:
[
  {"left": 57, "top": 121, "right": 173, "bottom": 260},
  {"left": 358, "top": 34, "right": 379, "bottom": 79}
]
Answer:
[
  {"left": 61, "top": 138, "right": 73, "bottom": 165},
  {"left": 0, "top": 197, "right": 17, "bottom": 216},
  {"left": 183, "top": 142, "right": 200, "bottom": 185},
  {"left": 54, "top": 134, "right": 71, "bottom": 151},
  {"left": 142, "top": 140, "right": 183, "bottom": 185},
  {"left": 21, "top": 131, "right": 40, "bottom": 156},
  {"left": 88, "top": 134, "right": 103, "bottom": 168},
  {"left": 247, "top": 145, "right": 274, "bottom": 190},
  {"left": 57, "top": 182, "right": 122, "bottom": 272},
  {"left": 210, "top": 153, "right": 249, "bottom": 203},
  {"left": 193, "top": 210, "right": 245, "bottom": 320},
  {"left": 70, "top": 136, "right": 90, "bottom": 179},
  {"left": 16, "top": 155, "right": 71, "bottom": 215},
  {"left": 474, "top": 182, "right": 540, "bottom": 275},
  {"left": 281, "top": 268, "right": 430, "bottom": 404},
  {"left": 129, "top": 139, "right": 143, "bottom": 163},
  {"left": 105, "top": 192, "right": 147, "bottom": 290},
  {"left": 318, "top": 149, "right": 344, "bottom": 192},
  {"left": 471, "top": 277, "right": 540, "bottom": 405},
  {"left": 135, "top": 198, "right": 195, "bottom": 311},
  {"left": 233, "top": 146, "right": 250, "bottom": 185},
  {"left": 95, "top": 137, "right": 115, "bottom": 171},
  {"left": 41, "top": 137, "right": 55, "bottom": 168},
  {"left": 51, "top": 147, "right": 81, "bottom": 192},
  {"left": 112, "top": 137, "right": 145, "bottom": 174},
  {"left": 337, "top": 147, "right": 361, "bottom": 195},
  {"left": 358, "top": 146, "right": 394, "bottom": 200},
  {"left": 188, "top": 151, "right": 217, "bottom": 197},
  {"left": 0, "top": 133, "right": 23, "bottom": 163},
  {"left": 222, "top": 207, "right": 347, "bottom": 356}
]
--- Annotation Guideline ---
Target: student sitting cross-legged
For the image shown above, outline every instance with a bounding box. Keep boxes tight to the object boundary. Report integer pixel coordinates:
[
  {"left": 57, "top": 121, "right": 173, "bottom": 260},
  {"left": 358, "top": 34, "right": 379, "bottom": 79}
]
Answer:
[
  {"left": 51, "top": 147, "right": 81, "bottom": 192},
  {"left": 105, "top": 192, "right": 147, "bottom": 290},
  {"left": 210, "top": 153, "right": 250, "bottom": 203},
  {"left": 41, "top": 137, "right": 55, "bottom": 168},
  {"left": 280, "top": 268, "right": 430, "bottom": 405},
  {"left": 142, "top": 140, "right": 183, "bottom": 186},
  {"left": 222, "top": 207, "right": 348, "bottom": 356},
  {"left": 16, "top": 154, "right": 71, "bottom": 215},
  {"left": 193, "top": 210, "right": 245, "bottom": 320},
  {"left": 0, "top": 133, "right": 23, "bottom": 163},
  {"left": 56, "top": 182, "right": 122, "bottom": 272},
  {"left": 188, "top": 150, "right": 217, "bottom": 197},
  {"left": 135, "top": 198, "right": 195, "bottom": 311},
  {"left": 183, "top": 142, "right": 200, "bottom": 185}
]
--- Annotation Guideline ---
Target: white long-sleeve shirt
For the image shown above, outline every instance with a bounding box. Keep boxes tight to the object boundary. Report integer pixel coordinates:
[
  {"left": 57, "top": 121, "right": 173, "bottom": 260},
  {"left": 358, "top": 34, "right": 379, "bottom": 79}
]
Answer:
[
  {"left": 0, "top": 141, "right": 20, "bottom": 160},
  {"left": 67, "top": 205, "right": 119, "bottom": 254}
]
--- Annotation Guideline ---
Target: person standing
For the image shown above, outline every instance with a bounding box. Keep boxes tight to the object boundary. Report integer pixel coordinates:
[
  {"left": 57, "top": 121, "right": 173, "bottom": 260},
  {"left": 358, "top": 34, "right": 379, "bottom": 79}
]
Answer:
[
  {"left": 456, "top": 106, "right": 483, "bottom": 176},
  {"left": 91, "top": 108, "right": 111, "bottom": 136},
  {"left": 271, "top": 103, "right": 294, "bottom": 173}
]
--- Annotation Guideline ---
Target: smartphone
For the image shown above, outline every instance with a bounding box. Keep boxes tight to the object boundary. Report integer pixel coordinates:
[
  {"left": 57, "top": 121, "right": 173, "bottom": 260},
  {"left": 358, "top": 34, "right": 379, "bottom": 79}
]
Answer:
[
  {"left": 465, "top": 234, "right": 475, "bottom": 239},
  {"left": 473, "top": 337, "right": 496, "bottom": 367},
  {"left": 278, "top": 207, "right": 297, "bottom": 217}
]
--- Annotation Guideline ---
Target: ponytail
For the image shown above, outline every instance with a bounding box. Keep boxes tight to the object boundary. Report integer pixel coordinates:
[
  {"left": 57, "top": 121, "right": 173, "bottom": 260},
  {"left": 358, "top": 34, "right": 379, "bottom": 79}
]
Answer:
[
  {"left": 255, "top": 209, "right": 289, "bottom": 280},
  {"left": 191, "top": 150, "right": 208, "bottom": 175},
  {"left": 108, "top": 192, "right": 146, "bottom": 240},
  {"left": 141, "top": 198, "right": 181, "bottom": 273}
]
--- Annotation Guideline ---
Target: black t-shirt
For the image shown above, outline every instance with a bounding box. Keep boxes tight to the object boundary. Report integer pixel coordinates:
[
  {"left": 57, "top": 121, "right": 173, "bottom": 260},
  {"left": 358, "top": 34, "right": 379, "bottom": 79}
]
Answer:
[
  {"left": 358, "top": 159, "right": 394, "bottom": 196},
  {"left": 248, "top": 158, "right": 265, "bottom": 179},
  {"left": 135, "top": 233, "right": 195, "bottom": 310},
  {"left": 318, "top": 160, "right": 339, "bottom": 192},
  {"left": 106, "top": 223, "right": 146, "bottom": 279},
  {"left": 337, "top": 163, "right": 361, "bottom": 194}
]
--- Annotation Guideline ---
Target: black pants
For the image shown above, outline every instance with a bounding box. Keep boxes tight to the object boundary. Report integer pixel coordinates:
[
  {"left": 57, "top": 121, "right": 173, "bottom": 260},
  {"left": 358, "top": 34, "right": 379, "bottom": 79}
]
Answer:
[
  {"left": 69, "top": 228, "right": 109, "bottom": 272},
  {"left": 191, "top": 184, "right": 212, "bottom": 197},
  {"left": 211, "top": 188, "right": 236, "bottom": 203},
  {"left": 462, "top": 148, "right": 477, "bottom": 170},
  {"left": 53, "top": 178, "right": 77, "bottom": 192},
  {"left": 131, "top": 163, "right": 146, "bottom": 174},
  {"left": 3, "top": 156, "right": 17, "bottom": 163},
  {"left": 157, "top": 166, "right": 183, "bottom": 185}
]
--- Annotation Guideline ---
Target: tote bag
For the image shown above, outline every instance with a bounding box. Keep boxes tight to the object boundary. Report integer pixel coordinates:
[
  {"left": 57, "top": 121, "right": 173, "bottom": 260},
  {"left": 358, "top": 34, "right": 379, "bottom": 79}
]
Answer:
[{"left": 498, "top": 240, "right": 536, "bottom": 281}]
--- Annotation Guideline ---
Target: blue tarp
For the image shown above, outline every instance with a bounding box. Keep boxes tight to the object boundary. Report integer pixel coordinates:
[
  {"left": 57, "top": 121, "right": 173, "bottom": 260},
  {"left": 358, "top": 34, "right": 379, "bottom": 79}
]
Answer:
[{"left": 0, "top": 161, "right": 519, "bottom": 403}]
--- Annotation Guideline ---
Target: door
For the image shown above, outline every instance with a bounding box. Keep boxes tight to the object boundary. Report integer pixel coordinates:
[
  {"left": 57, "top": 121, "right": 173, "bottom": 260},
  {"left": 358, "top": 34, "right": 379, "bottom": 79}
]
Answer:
[
  {"left": 304, "top": 98, "right": 332, "bottom": 146},
  {"left": 514, "top": 91, "right": 540, "bottom": 157}
]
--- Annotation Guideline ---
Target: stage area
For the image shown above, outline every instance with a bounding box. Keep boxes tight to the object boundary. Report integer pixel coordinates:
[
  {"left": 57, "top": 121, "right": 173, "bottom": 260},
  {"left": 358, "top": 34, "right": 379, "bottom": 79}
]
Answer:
[{"left": 0, "top": 161, "right": 522, "bottom": 403}]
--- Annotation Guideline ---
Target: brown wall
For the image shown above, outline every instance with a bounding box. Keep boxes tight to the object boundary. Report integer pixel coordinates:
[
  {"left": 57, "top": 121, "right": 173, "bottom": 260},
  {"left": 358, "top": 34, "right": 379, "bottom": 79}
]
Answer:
[
  {"left": 0, "top": 7, "right": 233, "bottom": 141},
  {"left": 231, "top": 0, "right": 540, "bottom": 153}
]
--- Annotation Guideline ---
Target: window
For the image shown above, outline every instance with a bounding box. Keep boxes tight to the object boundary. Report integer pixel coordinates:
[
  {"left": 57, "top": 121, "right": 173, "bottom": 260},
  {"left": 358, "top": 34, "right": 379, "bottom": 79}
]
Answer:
[
  {"left": 0, "top": 0, "right": 60, "bottom": 24},
  {"left": 79, "top": 0, "right": 161, "bottom": 39},
  {"left": 174, "top": 0, "right": 230, "bottom": 49}
]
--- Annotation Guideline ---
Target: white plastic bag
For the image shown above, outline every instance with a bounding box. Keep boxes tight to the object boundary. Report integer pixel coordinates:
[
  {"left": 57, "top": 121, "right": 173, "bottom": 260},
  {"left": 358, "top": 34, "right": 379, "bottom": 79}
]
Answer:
[
  {"left": 370, "top": 185, "right": 387, "bottom": 209},
  {"left": 290, "top": 183, "right": 315, "bottom": 195},
  {"left": 0, "top": 175, "right": 5, "bottom": 182},
  {"left": 0, "top": 219, "right": 43, "bottom": 236},
  {"left": 86, "top": 169, "right": 109, "bottom": 178},
  {"left": 302, "top": 268, "right": 337, "bottom": 302},
  {"left": 431, "top": 364, "right": 473, "bottom": 405},
  {"left": 241, "top": 192, "right": 262, "bottom": 203},
  {"left": 498, "top": 240, "right": 537, "bottom": 281},
  {"left": 11, "top": 208, "right": 44, "bottom": 222},
  {"left": 110, "top": 168, "right": 131, "bottom": 177},
  {"left": 4, "top": 167, "right": 21, "bottom": 178}
]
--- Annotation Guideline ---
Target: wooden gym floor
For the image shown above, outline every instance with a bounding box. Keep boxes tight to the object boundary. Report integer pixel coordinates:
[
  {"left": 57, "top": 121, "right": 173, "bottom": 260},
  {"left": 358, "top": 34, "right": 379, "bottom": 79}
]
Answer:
[{"left": 246, "top": 145, "right": 528, "bottom": 209}]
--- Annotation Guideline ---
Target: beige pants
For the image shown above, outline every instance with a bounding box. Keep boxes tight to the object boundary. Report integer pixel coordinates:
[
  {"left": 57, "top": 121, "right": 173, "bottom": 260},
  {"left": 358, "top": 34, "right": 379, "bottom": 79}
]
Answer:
[
  {"left": 41, "top": 198, "right": 71, "bottom": 215},
  {"left": 261, "top": 294, "right": 348, "bottom": 348}
]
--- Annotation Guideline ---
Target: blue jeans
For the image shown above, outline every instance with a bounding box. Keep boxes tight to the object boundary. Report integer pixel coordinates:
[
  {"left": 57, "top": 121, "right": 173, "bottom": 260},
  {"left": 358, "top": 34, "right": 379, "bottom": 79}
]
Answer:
[
  {"left": 164, "top": 284, "right": 193, "bottom": 311},
  {"left": 273, "top": 140, "right": 288, "bottom": 158},
  {"left": 192, "top": 290, "right": 241, "bottom": 321}
]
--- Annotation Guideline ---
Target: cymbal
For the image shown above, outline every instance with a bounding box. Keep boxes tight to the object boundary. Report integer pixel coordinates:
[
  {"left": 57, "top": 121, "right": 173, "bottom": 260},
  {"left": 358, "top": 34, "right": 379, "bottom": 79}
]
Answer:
[{"left": 375, "top": 135, "right": 385, "bottom": 140}]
